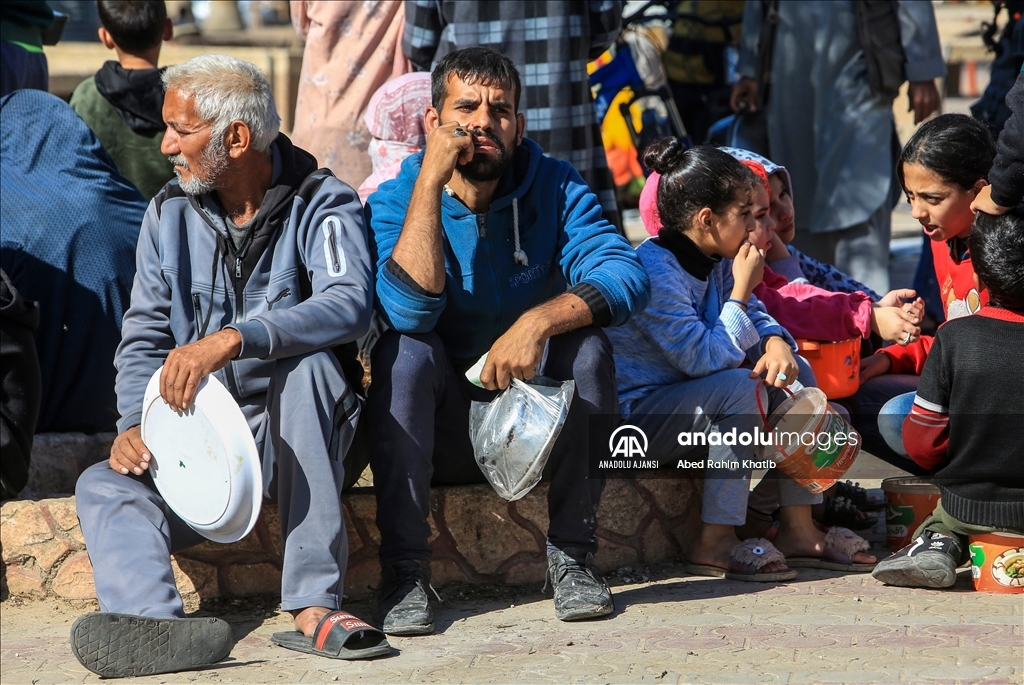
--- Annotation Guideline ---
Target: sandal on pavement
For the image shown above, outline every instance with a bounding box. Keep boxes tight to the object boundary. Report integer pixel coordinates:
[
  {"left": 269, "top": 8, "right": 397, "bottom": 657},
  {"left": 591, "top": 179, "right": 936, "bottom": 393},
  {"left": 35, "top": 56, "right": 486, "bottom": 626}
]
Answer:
[
  {"left": 817, "top": 496, "right": 878, "bottom": 531},
  {"left": 684, "top": 562, "right": 727, "bottom": 578},
  {"left": 785, "top": 527, "right": 877, "bottom": 572},
  {"left": 726, "top": 538, "right": 799, "bottom": 581},
  {"left": 687, "top": 538, "right": 798, "bottom": 582},
  {"left": 271, "top": 611, "right": 391, "bottom": 660},
  {"left": 71, "top": 613, "right": 233, "bottom": 678}
]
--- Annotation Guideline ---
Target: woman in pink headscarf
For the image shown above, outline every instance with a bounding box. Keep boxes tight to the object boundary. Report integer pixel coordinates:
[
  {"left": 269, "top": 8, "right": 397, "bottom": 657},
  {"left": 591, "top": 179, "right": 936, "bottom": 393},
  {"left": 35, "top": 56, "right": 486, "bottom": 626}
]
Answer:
[{"left": 357, "top": 72, "right": 431, "bottom": 203}]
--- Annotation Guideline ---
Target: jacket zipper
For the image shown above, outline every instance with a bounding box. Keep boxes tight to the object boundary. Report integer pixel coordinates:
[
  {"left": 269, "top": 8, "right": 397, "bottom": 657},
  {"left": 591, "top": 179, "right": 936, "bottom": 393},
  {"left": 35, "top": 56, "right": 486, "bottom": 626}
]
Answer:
[
  {"left": 326, "top": 222, "right": 341, "bottom": 273},
  {"left": 476, "top": 212, "right": 502, "bottom": 329},
  {"left": 192, "top": 294, "right": 202, "bottom": 327},
  {"left": 225, "top": 256, "right": 244, "bottom": 396}
]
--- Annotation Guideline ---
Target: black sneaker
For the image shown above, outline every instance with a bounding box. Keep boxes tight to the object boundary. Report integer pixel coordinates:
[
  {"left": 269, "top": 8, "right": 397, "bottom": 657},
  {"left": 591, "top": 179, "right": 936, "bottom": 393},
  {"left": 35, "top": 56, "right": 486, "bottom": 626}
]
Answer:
[
  {"left": 372, "top": 560, "right": 435, "bottom": 635},
  {"left": 871, "top": 531, "right": 962, "bottom": 588},
  {"left": 546, "top": 547, "right": 614, "bottom": 621}
]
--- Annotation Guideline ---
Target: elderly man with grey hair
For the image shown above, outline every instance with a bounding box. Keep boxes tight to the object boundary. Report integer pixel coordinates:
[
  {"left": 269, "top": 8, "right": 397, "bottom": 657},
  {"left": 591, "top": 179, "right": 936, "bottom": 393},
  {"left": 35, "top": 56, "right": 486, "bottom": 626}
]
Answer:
[{"left": 71, "top": 54, "right": 388, "bottom": 677}]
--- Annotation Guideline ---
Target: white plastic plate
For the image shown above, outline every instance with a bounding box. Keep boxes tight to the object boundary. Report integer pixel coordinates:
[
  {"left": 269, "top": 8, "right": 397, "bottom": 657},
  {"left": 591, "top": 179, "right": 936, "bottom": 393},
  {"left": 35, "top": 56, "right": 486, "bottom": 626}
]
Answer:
[{"left": 141, "top": 368, "right": 262, "bottom": 543}]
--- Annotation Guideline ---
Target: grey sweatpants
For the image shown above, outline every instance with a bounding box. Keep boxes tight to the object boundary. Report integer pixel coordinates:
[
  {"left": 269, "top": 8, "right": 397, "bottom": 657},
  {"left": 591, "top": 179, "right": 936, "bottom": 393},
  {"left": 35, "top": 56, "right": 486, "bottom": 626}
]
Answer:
[
  {"left": 76, "top": 350, "right": 358, "bottom": 618},
  {"left": 626, "top": 363, "right": 822, "bottom": 526}
]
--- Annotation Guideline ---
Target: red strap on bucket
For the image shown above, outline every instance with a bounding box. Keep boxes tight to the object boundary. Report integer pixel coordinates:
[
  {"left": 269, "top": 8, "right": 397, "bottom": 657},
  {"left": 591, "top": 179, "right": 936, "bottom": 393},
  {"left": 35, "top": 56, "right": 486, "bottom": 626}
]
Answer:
[{"left": 755, "top": 381, "right": 794, "bottom": 431}]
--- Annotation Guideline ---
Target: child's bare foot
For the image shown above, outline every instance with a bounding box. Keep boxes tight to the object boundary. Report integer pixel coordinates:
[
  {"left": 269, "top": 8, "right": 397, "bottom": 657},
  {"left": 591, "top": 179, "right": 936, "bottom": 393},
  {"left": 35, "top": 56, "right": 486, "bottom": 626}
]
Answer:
[
  {"left": 774, "top": 508, "right": 877, "bottom": 565},
  {"left": 690, "top": 523, "right": 790, "bottom": 574},
  {"left": 736, "top": 509, "right": 775, "bottom": 541},
  {"left": 290, "top": 606, "right": 332, "bottom": 637}
]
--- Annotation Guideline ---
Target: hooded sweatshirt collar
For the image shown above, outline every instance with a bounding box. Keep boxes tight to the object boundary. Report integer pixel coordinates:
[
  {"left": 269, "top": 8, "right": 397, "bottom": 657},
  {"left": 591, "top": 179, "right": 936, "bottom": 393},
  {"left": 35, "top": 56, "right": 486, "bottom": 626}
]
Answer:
[
  {"left": 186, "top": 133, "right": 321, "bottom": 289},
  {"left": 94, "top": 61, "right": 166, "bottom": 134}
]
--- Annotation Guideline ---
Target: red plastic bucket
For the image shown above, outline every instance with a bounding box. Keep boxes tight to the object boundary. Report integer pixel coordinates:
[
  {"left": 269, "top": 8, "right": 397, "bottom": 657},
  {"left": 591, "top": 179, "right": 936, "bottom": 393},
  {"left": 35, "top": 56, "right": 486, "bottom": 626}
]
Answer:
[
  {"left": 796, "top": 338, "right": 861, "bottom": 399},
  {"left": 969, "top": 532, "right": 1024, "bottom": 593},
  {"left": 882, "top": 477, "right": 941, "bottom": 550}
]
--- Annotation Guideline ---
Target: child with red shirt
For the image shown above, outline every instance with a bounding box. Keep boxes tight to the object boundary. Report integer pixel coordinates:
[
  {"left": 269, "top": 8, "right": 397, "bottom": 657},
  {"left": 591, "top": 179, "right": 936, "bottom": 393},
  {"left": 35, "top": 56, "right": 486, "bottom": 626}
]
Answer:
[
  {"left": 855, "top": 115, "right": 996, "bottom": 469},
  {"left": 872, "top": 208, "right": 1024, "bottom": 588},
  {"left": 862, "top": 115, "right": 994, "bottom": 381}
]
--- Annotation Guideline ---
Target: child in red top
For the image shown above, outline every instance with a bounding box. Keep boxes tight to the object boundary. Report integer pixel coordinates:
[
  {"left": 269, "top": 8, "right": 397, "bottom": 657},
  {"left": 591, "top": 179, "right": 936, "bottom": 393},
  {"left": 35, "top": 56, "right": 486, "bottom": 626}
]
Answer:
[
  {"left": 872, "top": 208, "right": 1024, "bottom": 589},
  {"left": 861, "top": 115, "right": 995, "bottom": 381},
  {"left": 853, "top": 115, "right": 996, "bottom": 470}
]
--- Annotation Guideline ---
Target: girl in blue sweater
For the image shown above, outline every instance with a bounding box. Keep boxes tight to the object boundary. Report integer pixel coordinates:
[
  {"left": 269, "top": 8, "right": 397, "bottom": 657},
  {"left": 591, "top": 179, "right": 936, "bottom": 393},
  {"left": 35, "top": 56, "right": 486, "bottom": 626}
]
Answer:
[{"left": 606, "top": 139, "right": 877, "bottom": 579}]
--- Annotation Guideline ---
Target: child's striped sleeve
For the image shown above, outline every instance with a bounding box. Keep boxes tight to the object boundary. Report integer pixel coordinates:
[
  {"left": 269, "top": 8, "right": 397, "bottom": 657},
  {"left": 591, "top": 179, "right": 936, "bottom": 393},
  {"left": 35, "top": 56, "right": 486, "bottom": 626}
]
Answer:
[
  {"left": 901, "top": 333, "right": 950, "bottom": 470},
  {"left": 902, "top": 396, "right": 949, "bottom": 470}
]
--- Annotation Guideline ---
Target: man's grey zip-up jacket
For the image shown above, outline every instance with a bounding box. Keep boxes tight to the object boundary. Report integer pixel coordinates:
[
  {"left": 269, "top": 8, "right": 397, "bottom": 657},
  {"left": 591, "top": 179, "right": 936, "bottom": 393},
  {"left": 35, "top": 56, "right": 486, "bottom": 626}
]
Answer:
[{"left": 114, "top": 134, "right": 373, "bottom": 434}]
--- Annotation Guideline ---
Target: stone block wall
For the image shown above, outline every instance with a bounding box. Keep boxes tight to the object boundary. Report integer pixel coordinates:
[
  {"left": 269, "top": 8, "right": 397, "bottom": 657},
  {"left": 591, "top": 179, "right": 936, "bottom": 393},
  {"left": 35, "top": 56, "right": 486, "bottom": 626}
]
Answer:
[{"left": 1, "top": 479, "right": 701, "bottom": 605}]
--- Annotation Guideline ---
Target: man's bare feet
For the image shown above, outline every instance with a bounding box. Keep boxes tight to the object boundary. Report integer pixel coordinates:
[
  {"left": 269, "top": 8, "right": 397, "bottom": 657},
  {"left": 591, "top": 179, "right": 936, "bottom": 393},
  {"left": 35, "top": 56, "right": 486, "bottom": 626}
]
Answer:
[
  {"left": 290, "top": 606, "right": 332, "bottom": 637},
  {"left": 689, "top": 523, "right": 789, "bottom": 574}
]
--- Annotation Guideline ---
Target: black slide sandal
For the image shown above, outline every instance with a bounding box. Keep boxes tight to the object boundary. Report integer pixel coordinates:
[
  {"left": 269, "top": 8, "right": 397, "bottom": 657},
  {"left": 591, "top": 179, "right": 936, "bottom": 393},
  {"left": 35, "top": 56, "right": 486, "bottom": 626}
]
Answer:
[
  {"left": 271, "top": 611, "right": 392, "bottom": 660},
  {"left": 70, "top": 613, "right": 233, "bottom": 678}
]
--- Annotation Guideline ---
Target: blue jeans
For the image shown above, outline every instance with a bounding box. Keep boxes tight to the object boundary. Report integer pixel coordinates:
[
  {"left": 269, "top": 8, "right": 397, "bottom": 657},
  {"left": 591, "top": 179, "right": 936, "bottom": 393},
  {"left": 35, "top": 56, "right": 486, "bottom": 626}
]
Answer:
[
  {"left": 625, "top": 363, "right": 822, "bottom": 526},
  {"left": 837, "top": 373, "right": 926, "bottom": 474},
  {"left": 366, "top": 327, "right": 617, "bottom": 565},
  {"left": 878, "top": 391, "right": 916, "bottom": 459}
]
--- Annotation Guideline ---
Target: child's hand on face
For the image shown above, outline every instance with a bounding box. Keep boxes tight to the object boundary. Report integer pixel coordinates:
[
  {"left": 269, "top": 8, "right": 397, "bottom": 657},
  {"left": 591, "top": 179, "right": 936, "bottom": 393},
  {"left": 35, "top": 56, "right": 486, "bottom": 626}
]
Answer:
[{"left": 731, "top": 242, "right": 765, "bottom": 300}]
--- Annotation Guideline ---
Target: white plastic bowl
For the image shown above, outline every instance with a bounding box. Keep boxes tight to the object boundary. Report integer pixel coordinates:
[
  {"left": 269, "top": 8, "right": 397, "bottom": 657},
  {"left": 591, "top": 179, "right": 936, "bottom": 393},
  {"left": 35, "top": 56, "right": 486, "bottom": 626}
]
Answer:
[{"left": 141, "top": 368, "right": 262, "bottom": 543}]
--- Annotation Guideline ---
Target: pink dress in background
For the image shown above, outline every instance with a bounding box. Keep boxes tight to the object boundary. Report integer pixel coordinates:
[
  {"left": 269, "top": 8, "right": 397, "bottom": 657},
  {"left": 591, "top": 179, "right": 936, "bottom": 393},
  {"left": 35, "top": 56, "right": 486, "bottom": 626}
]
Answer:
[
  {"left": 290, "top": 1, "right": 410, "bottom": 188},
  {"left": 357, "top": 72, "right": 431, "bottom": 202}
]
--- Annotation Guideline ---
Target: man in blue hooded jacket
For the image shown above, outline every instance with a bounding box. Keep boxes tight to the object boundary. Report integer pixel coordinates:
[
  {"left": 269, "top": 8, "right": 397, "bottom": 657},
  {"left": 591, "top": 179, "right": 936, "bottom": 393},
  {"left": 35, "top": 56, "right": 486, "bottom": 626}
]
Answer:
[{"left": 365, "top": 46, "right": 650, "bottom": 634}]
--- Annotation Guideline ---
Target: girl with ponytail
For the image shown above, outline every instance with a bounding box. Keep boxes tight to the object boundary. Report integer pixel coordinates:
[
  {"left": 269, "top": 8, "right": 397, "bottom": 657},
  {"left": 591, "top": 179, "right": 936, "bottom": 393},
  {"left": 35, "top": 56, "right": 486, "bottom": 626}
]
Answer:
[{"left": 605, "top": 138, "right": 878, "bottom": 579}]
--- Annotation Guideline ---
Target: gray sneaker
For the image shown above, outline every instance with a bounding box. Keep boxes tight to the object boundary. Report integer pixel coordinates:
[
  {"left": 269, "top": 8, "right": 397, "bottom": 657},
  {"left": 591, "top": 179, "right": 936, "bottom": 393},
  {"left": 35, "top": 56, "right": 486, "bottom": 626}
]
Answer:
[
  {"left": 372, "top": 560, "right": 435, "bottom": 635},
  {"left": 872, "top": 531, "right": 961, "bottom": 588},
  {"left": 546, "top": 547, "right": 614, "bottom": 621}
]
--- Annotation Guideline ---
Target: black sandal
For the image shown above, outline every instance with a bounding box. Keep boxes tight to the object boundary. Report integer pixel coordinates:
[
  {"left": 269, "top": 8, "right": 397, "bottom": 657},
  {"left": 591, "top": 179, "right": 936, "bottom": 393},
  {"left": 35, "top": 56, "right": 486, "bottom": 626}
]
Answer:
[{"left": 816, "top": 496, "right": 878, "bottom": 531}]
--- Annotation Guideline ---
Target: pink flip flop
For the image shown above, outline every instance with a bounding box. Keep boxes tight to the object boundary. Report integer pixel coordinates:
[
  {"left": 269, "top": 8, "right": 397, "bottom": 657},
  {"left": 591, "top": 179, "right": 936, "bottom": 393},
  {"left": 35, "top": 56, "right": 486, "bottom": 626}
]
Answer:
[
  {"left": 785, "top": 527, "right": 878, "bottom": 573},
  {"left": 686, "top": 538, "right": 798, "bottom": 582}
]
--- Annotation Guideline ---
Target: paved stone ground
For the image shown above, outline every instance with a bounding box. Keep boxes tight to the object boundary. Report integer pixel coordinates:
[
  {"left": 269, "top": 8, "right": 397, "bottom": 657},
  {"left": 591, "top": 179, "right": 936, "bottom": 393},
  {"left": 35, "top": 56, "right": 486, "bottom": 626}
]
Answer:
[
  {"left": 1, "top": 564, "right": 1020, "bottom": 684},
  {"left": 2, "top": 455, "right": 1021, "bottom": 684}
]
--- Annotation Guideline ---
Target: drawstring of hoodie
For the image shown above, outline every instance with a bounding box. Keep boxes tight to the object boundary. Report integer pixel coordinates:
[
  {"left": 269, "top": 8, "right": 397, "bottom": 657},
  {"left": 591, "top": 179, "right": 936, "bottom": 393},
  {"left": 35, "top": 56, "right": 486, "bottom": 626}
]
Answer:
[
  {"left": 512, "top": 197, "right": 528, "bottom": 266},
  {"left": 444, "top": 186, "right": 529, "bottom": 267}
]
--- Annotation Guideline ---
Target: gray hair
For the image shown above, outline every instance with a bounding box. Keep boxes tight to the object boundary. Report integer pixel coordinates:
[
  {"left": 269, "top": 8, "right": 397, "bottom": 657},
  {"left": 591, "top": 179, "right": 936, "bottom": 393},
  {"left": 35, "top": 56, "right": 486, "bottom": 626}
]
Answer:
[{"left": 162, "top": 54, "right": 280, "bottom": 153}]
